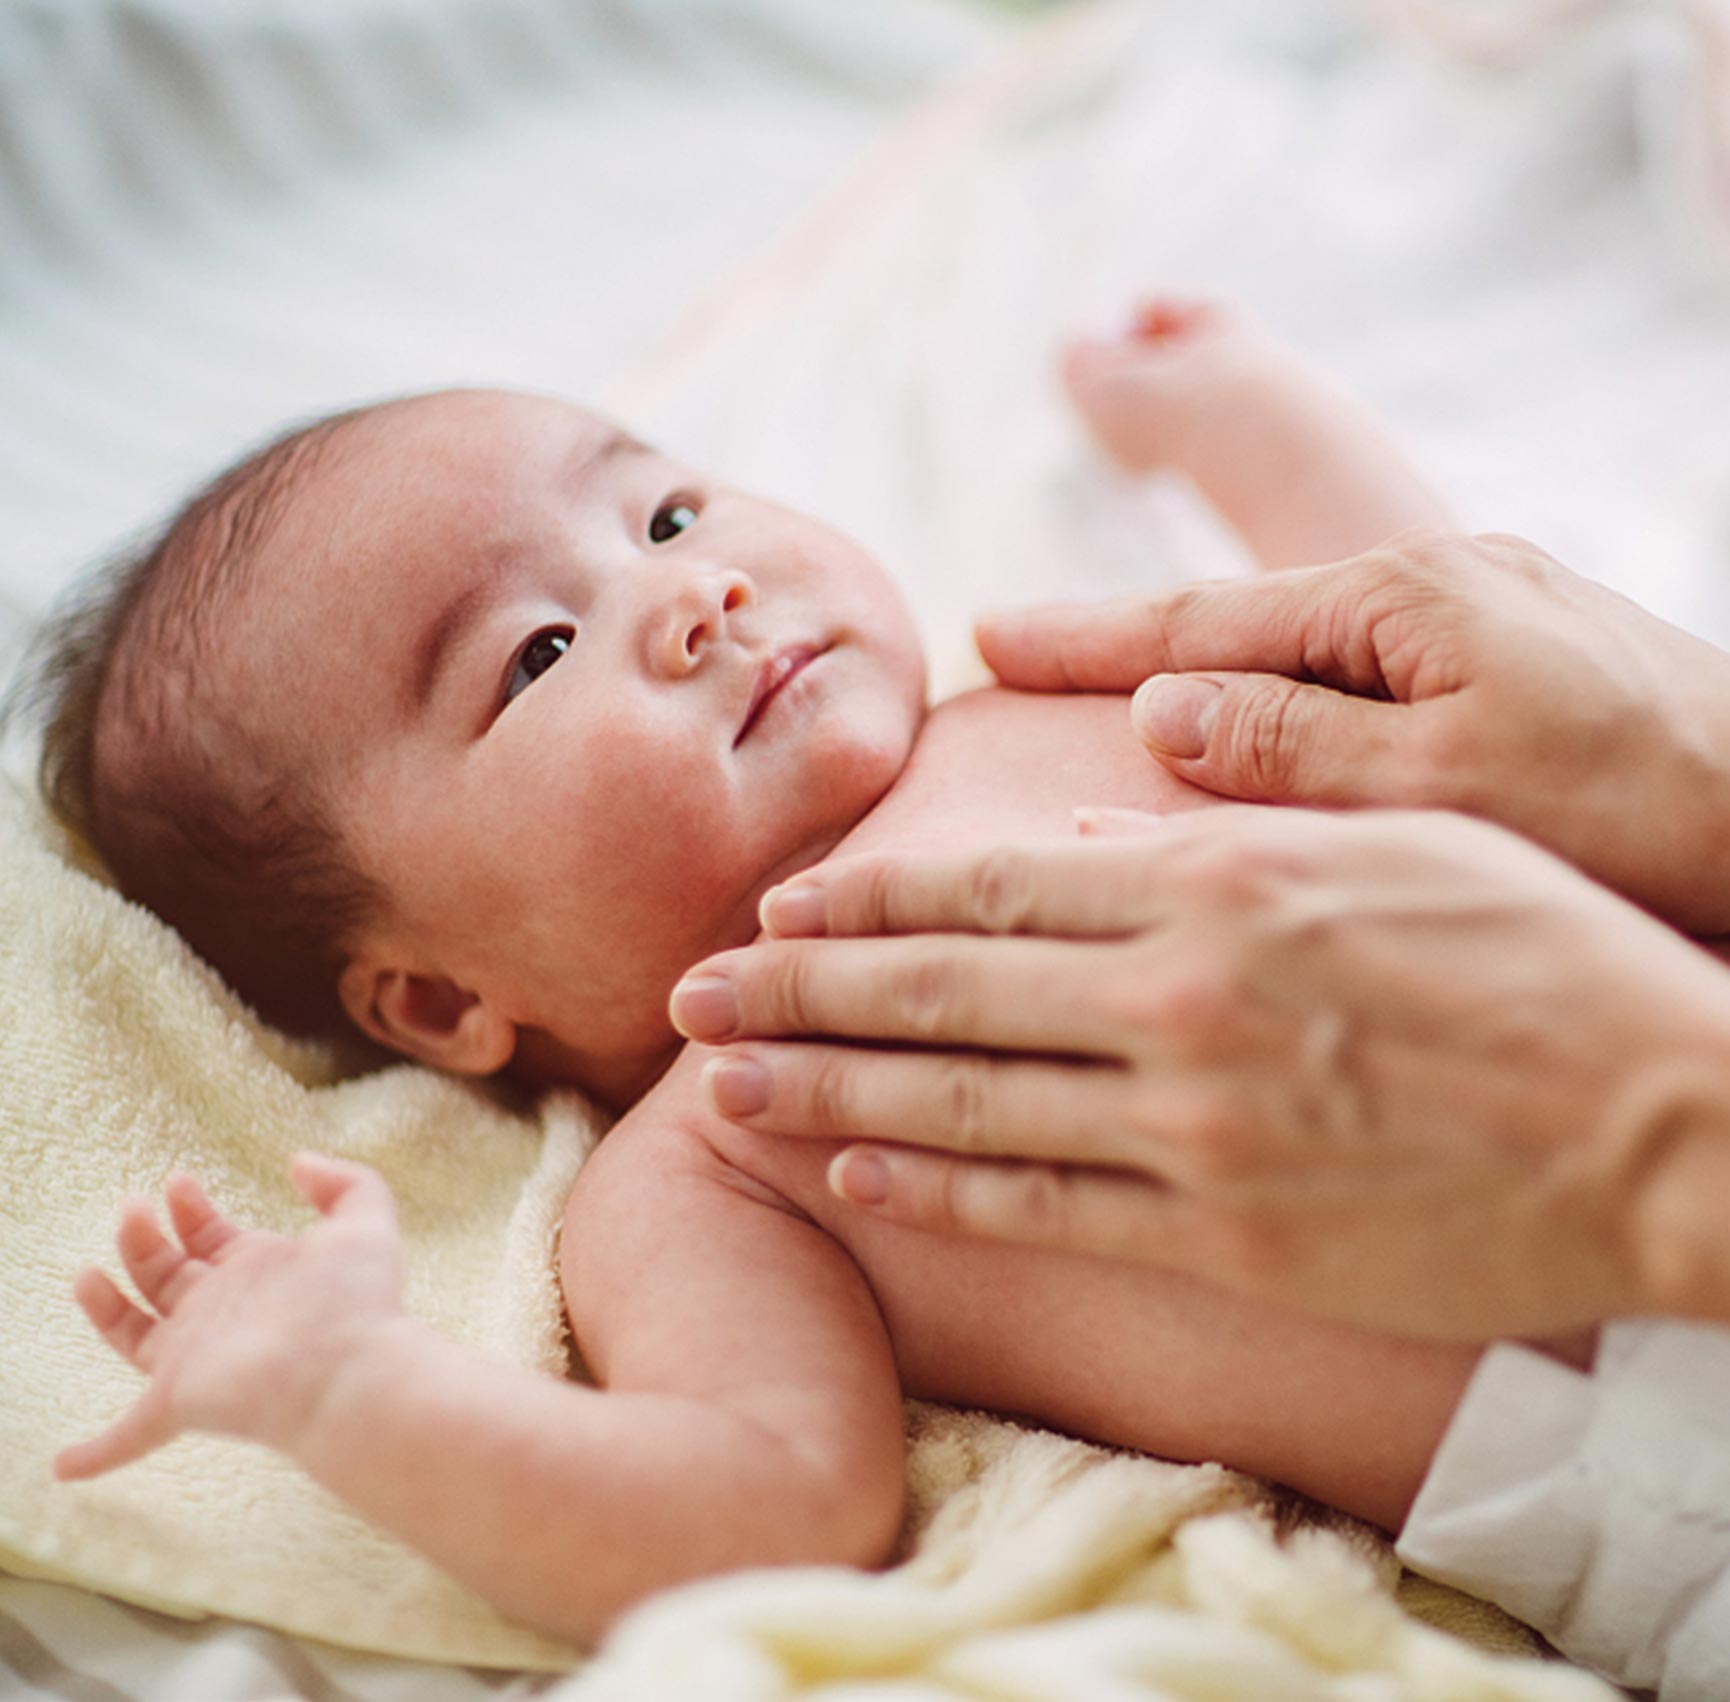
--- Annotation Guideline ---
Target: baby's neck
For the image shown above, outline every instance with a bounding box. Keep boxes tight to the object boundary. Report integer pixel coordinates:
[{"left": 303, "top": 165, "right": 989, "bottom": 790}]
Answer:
[{"left": 509, "top": 1021, "right": 684, "bottom": 1114}]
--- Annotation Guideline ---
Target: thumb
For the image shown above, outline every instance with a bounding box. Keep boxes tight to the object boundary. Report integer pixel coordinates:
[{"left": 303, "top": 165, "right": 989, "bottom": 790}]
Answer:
[{"left": 1131, "top": 671, "right": 1417, "bottom": 805}]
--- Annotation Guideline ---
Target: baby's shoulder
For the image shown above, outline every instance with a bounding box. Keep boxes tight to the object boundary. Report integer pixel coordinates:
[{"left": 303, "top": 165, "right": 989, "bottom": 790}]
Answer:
[
  {"left": 842, "top": 684, "right": 1191, "bottom": 852},
  {"left": 561, "top": 1056, "right": 799, "bottom": 1256}
]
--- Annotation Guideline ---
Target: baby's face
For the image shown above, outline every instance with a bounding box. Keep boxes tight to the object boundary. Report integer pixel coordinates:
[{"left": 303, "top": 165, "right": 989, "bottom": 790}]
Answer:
[{"left": 238, "top": 390, "right": 925, "bottom": 1099}]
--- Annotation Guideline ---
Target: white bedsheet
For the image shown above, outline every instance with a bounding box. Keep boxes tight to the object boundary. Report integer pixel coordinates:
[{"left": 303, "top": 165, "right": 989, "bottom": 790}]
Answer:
[{"left": 5, "top": 0, "right": 1726, "bottom": 1695}]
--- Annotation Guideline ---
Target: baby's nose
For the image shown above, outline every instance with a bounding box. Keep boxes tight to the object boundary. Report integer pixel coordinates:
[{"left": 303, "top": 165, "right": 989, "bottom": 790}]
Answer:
[{"left": 655, "top": 569, "right": 756, "bottom": 677}]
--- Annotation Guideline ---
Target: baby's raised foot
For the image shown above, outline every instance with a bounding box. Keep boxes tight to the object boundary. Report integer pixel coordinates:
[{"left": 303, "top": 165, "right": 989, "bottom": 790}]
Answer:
[{"left": 1060, "top": 295, "right": 1292, "bottom": 479}]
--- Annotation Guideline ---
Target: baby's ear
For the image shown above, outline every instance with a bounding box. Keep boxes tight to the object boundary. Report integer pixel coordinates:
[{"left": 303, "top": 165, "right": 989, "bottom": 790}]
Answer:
[{"left": 337, "top": 958, "right": 516, "bottom": 1076}]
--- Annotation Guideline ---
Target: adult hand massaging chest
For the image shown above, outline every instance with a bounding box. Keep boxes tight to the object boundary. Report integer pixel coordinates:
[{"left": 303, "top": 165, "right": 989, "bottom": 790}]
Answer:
[{"left": 563, "top": 684, "right": 1489, "bottom": 1541}]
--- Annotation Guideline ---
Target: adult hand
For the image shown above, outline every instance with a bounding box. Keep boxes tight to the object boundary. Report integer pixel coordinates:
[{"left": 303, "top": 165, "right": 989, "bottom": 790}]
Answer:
[
  {"left": 978, "top": 531, "right": 1730, "bottom": 936},
  {"left": 671, "top": 810, "right": 1730, "bottom": 1339}
]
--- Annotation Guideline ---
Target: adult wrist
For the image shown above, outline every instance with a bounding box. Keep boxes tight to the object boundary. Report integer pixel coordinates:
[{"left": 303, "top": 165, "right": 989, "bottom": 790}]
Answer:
[{"left": 1618, "top": 1030, "right": 1730, "bottom": 1323}]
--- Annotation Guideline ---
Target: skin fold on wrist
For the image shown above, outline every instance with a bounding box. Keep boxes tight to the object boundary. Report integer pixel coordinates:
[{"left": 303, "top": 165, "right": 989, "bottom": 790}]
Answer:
[{"left": 1616, "top": 1050, "right": 1730, "bottom": 1324}]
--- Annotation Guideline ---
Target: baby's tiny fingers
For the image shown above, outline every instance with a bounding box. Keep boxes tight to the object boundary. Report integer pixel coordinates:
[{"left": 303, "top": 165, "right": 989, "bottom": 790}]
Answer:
[
  {"left": 116, "top": 1201, "right": 197, "bottom": 1314},
  {"left": 290, "top": 1153, "right": 398, "bottom": 1231},
  {"left": 72, "top": 1267, "right": 156, "bottom": 1368},
  {"left": 164, "top": 1173, "right": 242, "bottom": 1262},
  {"left": 54, "top": 1396, "right": 173, "bottom": 1481}
]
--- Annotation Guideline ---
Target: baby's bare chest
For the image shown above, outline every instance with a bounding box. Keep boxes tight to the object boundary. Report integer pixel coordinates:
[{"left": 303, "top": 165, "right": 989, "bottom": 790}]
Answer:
[
  {"left": 830, "top": 687, "right": 1223, "bottom": 858},
  {"left": 699, "top": 690, "right": 1241, "bottom": 1440}
]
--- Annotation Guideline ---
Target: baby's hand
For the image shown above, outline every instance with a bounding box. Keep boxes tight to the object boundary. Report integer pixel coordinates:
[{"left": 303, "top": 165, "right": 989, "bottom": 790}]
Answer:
[{"left": 55, "top": 1155, "right": 407, "bottom": 1480}]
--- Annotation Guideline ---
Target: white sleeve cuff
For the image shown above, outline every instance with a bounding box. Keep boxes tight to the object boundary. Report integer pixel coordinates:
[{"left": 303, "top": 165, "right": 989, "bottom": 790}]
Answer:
[{"left": 1395, "top": 1321, "right": 1730, "bottom": 1700}]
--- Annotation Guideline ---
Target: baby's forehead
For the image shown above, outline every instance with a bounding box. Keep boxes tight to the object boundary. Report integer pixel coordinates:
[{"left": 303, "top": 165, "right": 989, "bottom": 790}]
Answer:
[
  {"left": 224, "top": 389, "right": 639, "bottom": 687},
  {"left": 273, "top": 389, "right": 637, "bottom": 569},
  {"left": 344, "top": 388, "right": 628, "bottom": 485}
]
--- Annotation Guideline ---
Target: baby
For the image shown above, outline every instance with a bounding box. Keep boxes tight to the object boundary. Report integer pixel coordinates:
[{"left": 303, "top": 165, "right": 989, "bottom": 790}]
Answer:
[{"left": 47, "top": 303, "right": 1509, "bottom": 1643}]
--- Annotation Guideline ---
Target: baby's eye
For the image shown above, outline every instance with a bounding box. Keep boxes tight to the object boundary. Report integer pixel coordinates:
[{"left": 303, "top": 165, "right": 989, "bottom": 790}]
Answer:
[
  {"left": 503, "top": 626, "right": 573, "bottom": 706},
  {"left": 648, "top": 498, "right": 699, "bottom": 544}
]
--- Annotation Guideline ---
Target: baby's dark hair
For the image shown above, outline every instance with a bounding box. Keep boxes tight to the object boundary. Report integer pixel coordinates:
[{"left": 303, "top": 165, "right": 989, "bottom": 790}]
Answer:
[{"left": 12, "top": 405, "right": 388, "bottom": 1039}]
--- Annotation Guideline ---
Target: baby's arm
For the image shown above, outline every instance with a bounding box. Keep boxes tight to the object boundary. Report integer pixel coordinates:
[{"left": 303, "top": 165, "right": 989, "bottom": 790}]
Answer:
[
  {"left": 1064, "top": 297, "right": 1455, "bottom": 569},
  {"left": 58, "top": 1135, "right": 905, "bottom": 1645}
]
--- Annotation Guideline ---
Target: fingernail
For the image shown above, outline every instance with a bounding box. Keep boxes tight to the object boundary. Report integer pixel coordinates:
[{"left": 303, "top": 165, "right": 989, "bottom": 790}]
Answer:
[
  {"left": 703, "top": 1055, "right": 770, "bottom": 1119},
  {"left": 760, "top": 882, "right": 828, "bottom": 937},
  {"left": 669, "top": 975, "right": 738, "bottom": 1041},
  {"left": 1075, "top": 806, "right": 1168, "bottom": 837},
  {"left": 1132, "top": 675, "right": 1221, "bottom": 759},
  {"left": 829, "top": 1149, "right": 890, "bottom": 1206}
]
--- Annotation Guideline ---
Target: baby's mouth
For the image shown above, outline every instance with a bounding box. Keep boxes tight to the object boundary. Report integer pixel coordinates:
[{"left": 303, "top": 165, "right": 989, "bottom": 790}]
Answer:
[{"left": 735, "top": 642, "right": 829, "bottom": 747}]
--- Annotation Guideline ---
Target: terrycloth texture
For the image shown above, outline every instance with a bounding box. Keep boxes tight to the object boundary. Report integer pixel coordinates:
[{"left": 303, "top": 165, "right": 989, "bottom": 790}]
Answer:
[
  {"left": 563, "top": 1408, "right": 1619, "bottom": 1700},
  {"left": 0, "top": 777, "right": 601, "bottom": 1669}
]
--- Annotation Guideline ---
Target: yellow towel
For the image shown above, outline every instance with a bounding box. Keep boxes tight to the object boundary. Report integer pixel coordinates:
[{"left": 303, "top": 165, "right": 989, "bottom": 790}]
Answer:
[{"left": 0, "top": 775, "right": 597, "bottom": 1669}]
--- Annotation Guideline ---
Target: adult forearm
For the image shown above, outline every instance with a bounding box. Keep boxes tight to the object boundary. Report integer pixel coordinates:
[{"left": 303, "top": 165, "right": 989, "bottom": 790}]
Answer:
[{"left": 296, "top": 1318, "right": 895, "bottom": 1643}]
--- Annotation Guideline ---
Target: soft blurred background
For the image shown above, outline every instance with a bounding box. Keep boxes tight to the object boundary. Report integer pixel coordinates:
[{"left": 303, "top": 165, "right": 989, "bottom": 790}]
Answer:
[{"left": 2, "top": 0, "right": 1728, "bottom": 727}]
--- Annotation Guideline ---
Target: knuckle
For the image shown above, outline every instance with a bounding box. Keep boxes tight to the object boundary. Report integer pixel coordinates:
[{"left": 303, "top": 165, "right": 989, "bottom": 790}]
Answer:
[
  {"left": 1404, "top": 711, "right": 1478, "bottom": 809},
  {"left": 804, "top": 1052, "right": 860, "bottom": 1135},
  {"left": 1174, "top": 1103, "right": 1260, "bottom": 1188},
  {"left": 774, "top": 951, "right": 825, "bottom": 1032},
  {"left": 1473, "top": 531, "right": 1555, "bottom": 585},
  {"left": 1209, "top": 1210, "right": 1294, "bottom": 1281},
  {"left": 933, "top": 1156, "right": 984, "bottom": 1237},
  {"left": 1179, "top": 836, "right": 1289, "bottom": 911},
  {"left": 1216, "top": 681, "right": 1308, "bottom": 798},
  {"left": 935, "top": 1057, "right": 993, "bottom": 1153},
  {"left": 1374, "top": 525, "right": 1458, "bottom": 573},
  {"left": 963, "top": 846, "right": 1038, "bottom": 934},
  {"left": 1011, "top": 1164, "right": 1073, "bottom": 1243},
  {"left": 1128, "top": 966, "right": 1247, "bottom": 1061},
  {"left": 851, "top": 857, "right": 907, "bottom": 933},
  {"left": 1357, "top": 531, "right": 1459, "bottom": 610},
  {"left": 890, "top": 955, "right": 966, "bottom": 1040},
  {"left": 1156, "top": 583, "right": 1208, "bottom": 650}
]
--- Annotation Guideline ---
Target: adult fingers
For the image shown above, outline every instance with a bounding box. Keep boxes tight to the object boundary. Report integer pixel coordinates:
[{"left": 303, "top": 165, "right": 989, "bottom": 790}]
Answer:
[
  {"left": 289, "top": 1153, "right": 398, "bottom": 1232},
  {"left": 674, "top": 933, "right": 1153, "bottom": 1055},
  {"left": 824, "top": 1145, "right": 1175, "bottom": 1262},
  {"left": 53, "top": 1393, "right": 173, "bottom": 1482},
  {"left": 749, "top": 838, "right": 1190, "bottom": 946},
  {"left": 1130, "top": 669, "right": 1428, "bottom": 806},
  {"left": 975, "top": 549, "right": 1409, "bottom": 694},
  {"left": 700, "top": 1043, "right": 1189, "bottom": 1169},
  {"left": 824, "top": 1145, "right": 1308, "bottom": 1300}
]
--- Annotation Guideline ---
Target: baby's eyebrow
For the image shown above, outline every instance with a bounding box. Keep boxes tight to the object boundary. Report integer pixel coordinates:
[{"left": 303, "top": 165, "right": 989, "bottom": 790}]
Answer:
[
  {"left": 406, "top": 567, "right": 509, "bottom": 719},
  {"left": 570, "top": 426, "right": 651, "bottom": 479},
  {"left": 404, "top": 427, "right": 651, "bottom": 717}
]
